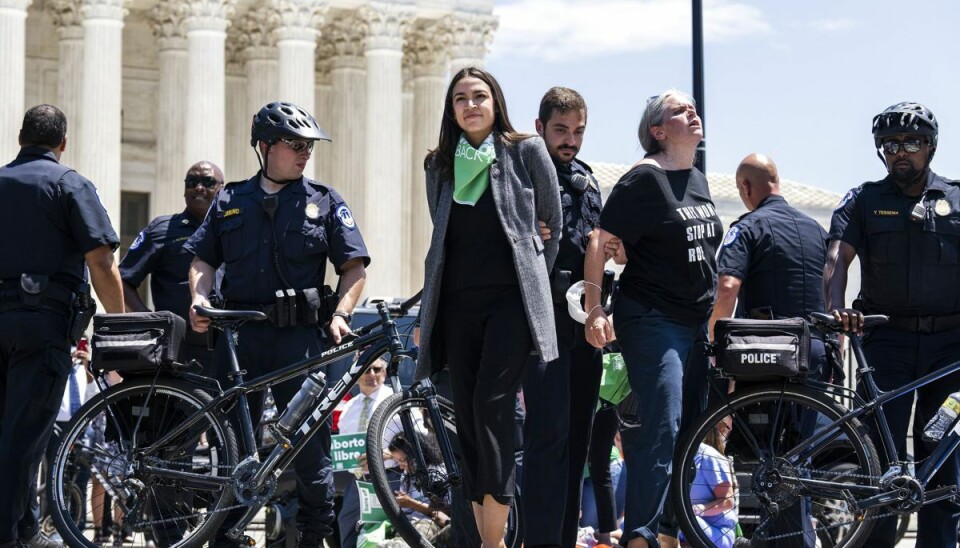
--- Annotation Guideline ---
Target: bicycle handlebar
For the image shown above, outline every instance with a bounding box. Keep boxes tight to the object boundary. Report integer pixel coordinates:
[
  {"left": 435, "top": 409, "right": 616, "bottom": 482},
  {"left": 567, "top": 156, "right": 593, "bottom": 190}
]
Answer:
[{"left": 809, "top": 311, "right": 889, "bottom": 333}]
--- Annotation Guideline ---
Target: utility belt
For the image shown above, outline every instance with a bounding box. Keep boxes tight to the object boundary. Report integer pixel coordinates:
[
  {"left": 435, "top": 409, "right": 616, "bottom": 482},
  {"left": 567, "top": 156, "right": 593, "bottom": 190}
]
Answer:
[
  {"left": 886, "top": 313, "right": 960, "bottom": 334},
  {"left": 0, "top": 274, "right": 95, "bottom": 343},
  {"left": 225, "top": 285, "right": 338, "bottom": 328}
]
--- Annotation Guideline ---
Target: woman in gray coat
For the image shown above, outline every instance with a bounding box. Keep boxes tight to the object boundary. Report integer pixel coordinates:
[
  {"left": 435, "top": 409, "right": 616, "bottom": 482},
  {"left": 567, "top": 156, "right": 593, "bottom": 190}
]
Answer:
[{"left": 417, "top": 67, "right": 562, "bottom": 547}]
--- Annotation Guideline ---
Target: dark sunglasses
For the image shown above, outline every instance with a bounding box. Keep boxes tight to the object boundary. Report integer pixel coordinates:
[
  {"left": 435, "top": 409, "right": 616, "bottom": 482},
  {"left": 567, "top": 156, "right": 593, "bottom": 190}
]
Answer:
[
  {"left": 279, "top": 138, "right": 315, "bottom": 154},
  {"left": 365, "top": 366, "right": 385, "bottom": 375},
  {"left": 184, "top": 175, "right": 220, "bottom": 189},
  {"left": 882, "top": 137, "right": 923, "bottom": 155}
]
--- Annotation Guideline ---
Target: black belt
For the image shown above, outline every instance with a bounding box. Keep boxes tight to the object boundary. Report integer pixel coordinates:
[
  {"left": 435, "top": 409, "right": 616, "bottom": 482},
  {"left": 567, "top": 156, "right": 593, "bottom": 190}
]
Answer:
[
  {"left": 0, "top": 280, "right": 74, "bottom": 309},
  {"left": 886, "top": 314, "right": 960, "bottom": 334}
]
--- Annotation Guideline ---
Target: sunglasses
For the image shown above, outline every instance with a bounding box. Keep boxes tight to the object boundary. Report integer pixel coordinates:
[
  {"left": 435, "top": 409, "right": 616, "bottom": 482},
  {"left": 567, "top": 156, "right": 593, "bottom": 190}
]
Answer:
[
  {"left": 365, "top": 366, "right": 385, "bottom": 375},
  {"left": 279, "top": 138, "right": 315, "bottom": 154},
  {"left": 184, "top": 175, "right": 220, "bottom": 189},
  {"left": 882, "top": 137, "right": 923, "bottom": 155}
]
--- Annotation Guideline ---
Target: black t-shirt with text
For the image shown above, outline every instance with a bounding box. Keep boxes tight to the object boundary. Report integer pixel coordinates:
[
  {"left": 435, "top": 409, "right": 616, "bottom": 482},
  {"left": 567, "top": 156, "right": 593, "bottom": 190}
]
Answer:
[{"left": 600, "top": 164, "right": 722, "bottom": 323}]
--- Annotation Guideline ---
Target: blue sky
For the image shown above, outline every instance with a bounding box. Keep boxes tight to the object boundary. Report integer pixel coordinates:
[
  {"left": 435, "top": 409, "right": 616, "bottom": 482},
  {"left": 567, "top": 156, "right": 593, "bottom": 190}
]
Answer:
[{"left": 486, "top": 0, "right": 960, "bottom": 196}]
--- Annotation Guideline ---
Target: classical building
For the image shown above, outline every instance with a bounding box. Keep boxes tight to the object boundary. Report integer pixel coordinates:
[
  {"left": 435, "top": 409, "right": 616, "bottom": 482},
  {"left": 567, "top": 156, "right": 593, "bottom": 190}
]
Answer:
[{"left": 5, "top": 0, "right": 496, "bottom": 297}]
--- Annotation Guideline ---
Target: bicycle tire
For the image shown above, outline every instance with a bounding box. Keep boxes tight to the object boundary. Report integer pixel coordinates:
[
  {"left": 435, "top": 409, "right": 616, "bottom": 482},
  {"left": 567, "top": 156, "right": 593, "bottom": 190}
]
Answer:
[
  {"left": 48, "top": 377, "right": 238, "bottom": 548},
  {"left": 671, "top": 383, "right": 881, "bottom": 548},
  {"left": 365, "top": 391, "right": 523, "bottom": 548}
]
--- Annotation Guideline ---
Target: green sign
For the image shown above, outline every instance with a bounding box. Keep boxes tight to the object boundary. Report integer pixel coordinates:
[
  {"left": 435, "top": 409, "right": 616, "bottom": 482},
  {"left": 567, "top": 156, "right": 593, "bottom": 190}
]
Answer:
[
  {"left": 331, "top": 432, "right": 366, "bottom": 471},
  {"left": 357, "top": 480, "right": 388, "bottom": 523}
]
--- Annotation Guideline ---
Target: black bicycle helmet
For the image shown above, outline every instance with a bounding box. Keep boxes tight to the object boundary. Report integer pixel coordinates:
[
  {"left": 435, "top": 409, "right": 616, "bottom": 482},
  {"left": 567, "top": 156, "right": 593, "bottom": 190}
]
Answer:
[
  {"left": 872, "top": 102, "right": 938, "bottom": 150},
  {"left": 250, "top": 101, "right": 330, "bottom": 147}
]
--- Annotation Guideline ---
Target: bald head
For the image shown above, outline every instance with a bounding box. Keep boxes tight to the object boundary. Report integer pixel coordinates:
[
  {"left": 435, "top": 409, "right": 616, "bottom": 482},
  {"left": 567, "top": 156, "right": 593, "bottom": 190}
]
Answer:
[
  {"left": 735, "top": 153, "right": 780, "bottom": 211},
  {"left": 184, "top": 160, "right": 224, "bottom": 220}
]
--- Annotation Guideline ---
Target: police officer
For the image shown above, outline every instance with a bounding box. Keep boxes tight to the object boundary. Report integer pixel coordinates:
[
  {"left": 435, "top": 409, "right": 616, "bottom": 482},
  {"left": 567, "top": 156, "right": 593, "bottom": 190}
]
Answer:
[
  {"left": 710, "top": 153, "right": 829, "bottom": 547},
  {"left": 522, "top": 87, "right": 604, "bottom": 548},
  {"left": 826, "top": 102, "right": 960, "bottom": 547},
  {"left": 120, "top": 160, "right": 224, "bottom": 369},
  {"left": 186, "top": 101, "right": 369, "bottom": 547},
  {"left": 0, "top": 105, "right": 124, "bottom": 548}
]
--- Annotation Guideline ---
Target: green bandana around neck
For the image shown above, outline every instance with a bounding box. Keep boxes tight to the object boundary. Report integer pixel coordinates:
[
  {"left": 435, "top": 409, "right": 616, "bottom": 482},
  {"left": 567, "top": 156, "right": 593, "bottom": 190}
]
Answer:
[{"left": 453, "top": 133, "right": 496, "bottom": 206}]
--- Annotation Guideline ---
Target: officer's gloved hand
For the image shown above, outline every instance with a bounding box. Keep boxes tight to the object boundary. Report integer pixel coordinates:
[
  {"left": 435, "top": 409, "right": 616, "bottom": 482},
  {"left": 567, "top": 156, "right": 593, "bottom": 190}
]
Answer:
[{"left": 190, "top": 294, "right": 212, "bottom": 333}]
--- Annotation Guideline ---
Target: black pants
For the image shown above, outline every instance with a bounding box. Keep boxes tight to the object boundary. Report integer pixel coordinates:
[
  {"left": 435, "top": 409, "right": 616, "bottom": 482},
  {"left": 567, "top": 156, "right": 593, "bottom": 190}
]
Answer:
[
  {"left": 521, "top": 314, "right": 602, "bottom": 547},
  {"left": 214, "top": 321, "right": 335, "bottom": 542},
  {"left": 0, "top": 308, "right": 70, "bottom": 545},
  {"left": 442, "top": 286, "right": 532, "bottom": 505},
  {"left": 587, "top": 404, "right": 621, "bottom": 534}
]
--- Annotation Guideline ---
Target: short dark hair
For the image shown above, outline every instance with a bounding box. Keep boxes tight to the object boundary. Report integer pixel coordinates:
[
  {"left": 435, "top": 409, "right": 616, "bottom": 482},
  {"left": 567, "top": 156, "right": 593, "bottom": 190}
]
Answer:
[
  {"left": 538, "top": 87, "right": 587, "bottom": 124},
  {"left": 20, "top": 105, "right": 67, "bottom": 148}
]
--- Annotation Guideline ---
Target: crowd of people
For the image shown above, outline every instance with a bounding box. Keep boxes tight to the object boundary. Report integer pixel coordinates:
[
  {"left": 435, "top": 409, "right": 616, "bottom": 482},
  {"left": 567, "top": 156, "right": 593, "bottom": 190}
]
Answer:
[{"left": 1, "top": 61, "right": 959, "bottom": 548}]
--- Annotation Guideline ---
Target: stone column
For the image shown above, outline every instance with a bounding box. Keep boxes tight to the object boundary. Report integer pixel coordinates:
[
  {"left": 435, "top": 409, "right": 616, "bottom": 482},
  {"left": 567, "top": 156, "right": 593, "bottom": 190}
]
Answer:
[
  {"left": 0, "top": 0, "right": 32, "bottom": 160},
  {"left": 314, "top": 43, "right": 333, "bottom": 184},
  {"left": 47, "top": 0, "right": 83, "bottom": 169},
  {"left": 406, "top": 21, "right": 449, "bottom": 292},
  {"left": 183, "top": 0, "right": 235, "bottom": 170},
  {"left": 446, "top": 12, "right": 497, "bottom": 73},
  {"left": 150, "top": 1, "right": 189, "bottom": 216},
  {"left": 274, "top": 0, "right": 326, "bottom": 180},
  {"left": 360, "top": 2, "right": 410, "bottom": 296},
  {"left": 232, "top": 5, "right": 278, "bottom": 176},
  {"left": 224, "top": 38, "right": 247, "bottom": 180},
  {"left": 77, "top": 0, "right": 126, "bottom": 226},
  {"left": 325, "top": 14, "right": 366, "bottom": 211},
  {"left": 400, "top": 61, "right": 413, "bottom": 293}
]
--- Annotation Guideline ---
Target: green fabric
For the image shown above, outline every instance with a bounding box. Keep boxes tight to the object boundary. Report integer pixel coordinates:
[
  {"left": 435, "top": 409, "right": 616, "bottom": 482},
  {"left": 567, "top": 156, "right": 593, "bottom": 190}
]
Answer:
[
  {"left": 453, "top": 133, "right": 496, "bottom": 206},
  {"left": 599, "top": 352, "right": 631, "bottom": 406},
  {"left": 357, "top": 521, "right": 393, "bottom": 547}
]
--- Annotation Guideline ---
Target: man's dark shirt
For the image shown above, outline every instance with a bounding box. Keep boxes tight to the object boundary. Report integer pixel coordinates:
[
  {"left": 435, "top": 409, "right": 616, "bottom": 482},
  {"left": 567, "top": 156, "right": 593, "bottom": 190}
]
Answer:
[
  {"left": 829, "top": 171, "right": 960, "bottom": 316},
  {"left": 554, "top": 158, "right": 603, "bottom": 284},
  {"left": 0, "top": 147, "right": 118, "bottom": 288},
  {"left": 718, "top": 195, "right": 827, "bottom": 319}
]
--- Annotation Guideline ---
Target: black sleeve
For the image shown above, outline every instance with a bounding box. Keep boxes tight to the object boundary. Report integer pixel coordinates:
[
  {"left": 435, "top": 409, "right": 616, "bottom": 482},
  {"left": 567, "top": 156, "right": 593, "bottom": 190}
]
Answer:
[
  {"left": 118, "top": 219, "right": 162, "bottom": 286},
  {"left": 61, "top": 173, "right": 120, "bottom": 253},
  {"left": 598, "top": 167, "right": 658, "bottom": 245},
  {"left": 184, "top": 204, "right": 222, "bottom": 268},
  {"left": 716, "top": 222, "right": 752, "bottom": 280},
  {"left": 828, "top": 187, "right": 863, "bottom": 247}
]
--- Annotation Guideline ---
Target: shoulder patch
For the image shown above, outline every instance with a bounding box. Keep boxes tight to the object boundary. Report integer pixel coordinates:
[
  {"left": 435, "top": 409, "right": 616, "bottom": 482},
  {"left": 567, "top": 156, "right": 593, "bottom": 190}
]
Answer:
[
  {"left": 834, "top": 188, "right": 858, "bottom": 212},
  {"left": 129, "top": 230, "right": 146, "bottom": 251},
  {"left": 722, "top": 225, "right": 740, "bottom": 247},
  {"left": 335, "top": 204, "right": 356, "bottom": 229}
]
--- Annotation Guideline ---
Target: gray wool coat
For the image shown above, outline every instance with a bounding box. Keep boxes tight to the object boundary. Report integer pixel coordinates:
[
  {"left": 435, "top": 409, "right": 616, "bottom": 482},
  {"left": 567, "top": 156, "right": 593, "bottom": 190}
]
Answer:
[{"left": 415, "top": 135, "right": 563, "bottom": 380}]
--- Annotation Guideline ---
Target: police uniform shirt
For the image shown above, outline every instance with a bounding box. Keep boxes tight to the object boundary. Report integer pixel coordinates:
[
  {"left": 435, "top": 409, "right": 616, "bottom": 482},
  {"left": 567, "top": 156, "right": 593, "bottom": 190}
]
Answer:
[
  {"left": 119, "top": 210, "right": 202, "bottom": 321},
  {"left": 829, "top": 171, "right": 960, "bottom": 316},
  {"left": 0, "top": 147, "right": 119, "bottom": 286},
  {"left": 185, "top": 175, "right": 370, "bottom": 304},
  {"left": 599, "top": 164, "right": 722, "bottom": 322},
  {"left": 554, "top": 158, "right": 603, "bottom": 283},
  {"left": 717, "top": 195, "right": 827, "bottom": 319}
]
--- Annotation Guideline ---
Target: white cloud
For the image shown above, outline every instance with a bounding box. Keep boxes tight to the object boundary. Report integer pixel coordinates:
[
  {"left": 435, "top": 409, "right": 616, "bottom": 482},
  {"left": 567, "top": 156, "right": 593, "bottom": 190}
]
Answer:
[
  {"left": 808, "top": 18, "right": 857, "bottom": 32},
  {"left": 490, "top": 0, "right": 772, "bottom": 62}
]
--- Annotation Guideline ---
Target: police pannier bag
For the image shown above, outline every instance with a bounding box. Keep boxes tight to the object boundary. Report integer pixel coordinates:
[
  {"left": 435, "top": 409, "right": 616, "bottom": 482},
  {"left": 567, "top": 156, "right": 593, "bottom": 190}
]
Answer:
[
  {"left": 91, "top": 311, "right": 186, "bottom": 373},
  {"left": 713, "top": 318, "right": 810, "bottom": 381}
]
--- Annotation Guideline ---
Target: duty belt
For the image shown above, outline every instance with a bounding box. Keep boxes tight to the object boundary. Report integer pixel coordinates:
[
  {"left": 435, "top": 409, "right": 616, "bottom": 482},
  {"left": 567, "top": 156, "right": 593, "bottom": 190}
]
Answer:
[
  {"left": 0, "top": 278, "right": 75, "bottom": 310},
  {"left": 886, "top": 314, "right": 960, "bottom": 334}
]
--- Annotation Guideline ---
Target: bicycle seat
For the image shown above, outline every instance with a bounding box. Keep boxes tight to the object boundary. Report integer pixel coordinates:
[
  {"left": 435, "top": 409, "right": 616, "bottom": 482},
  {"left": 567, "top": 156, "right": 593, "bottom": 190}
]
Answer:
[
  {"left": 193, "top": 304, "right": 268, "bottom": 323},
  {"left": 809, "top": 311, "right": 889, "bottom": 333}
]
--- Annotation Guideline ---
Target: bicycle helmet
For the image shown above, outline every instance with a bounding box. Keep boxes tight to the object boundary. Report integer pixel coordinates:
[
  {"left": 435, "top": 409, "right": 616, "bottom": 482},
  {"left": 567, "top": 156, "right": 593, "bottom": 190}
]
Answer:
[
  {"left": 872, "top": 102, "right": 938, "bottom": 154},
  {"left": 250, "top": 101, "right": 330, "bottom": 147}
]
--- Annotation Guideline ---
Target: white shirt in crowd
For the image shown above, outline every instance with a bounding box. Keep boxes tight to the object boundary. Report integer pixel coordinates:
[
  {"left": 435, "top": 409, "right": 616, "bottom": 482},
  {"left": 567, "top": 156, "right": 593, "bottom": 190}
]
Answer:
[{"left": 338, "top": 384, "right": 394, "bottom": 435}]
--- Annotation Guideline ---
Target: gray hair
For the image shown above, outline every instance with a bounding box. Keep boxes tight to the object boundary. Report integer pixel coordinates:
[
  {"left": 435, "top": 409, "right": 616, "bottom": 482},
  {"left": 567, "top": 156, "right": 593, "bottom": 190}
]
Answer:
[{"left": 637, "top": 89, "right": 696, "bottom": 156}]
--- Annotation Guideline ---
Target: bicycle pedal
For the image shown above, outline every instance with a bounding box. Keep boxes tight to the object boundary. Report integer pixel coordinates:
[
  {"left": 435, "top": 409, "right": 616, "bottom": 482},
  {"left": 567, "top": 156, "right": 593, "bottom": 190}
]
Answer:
[{"left": 237, "top": 535, "right": 257, "bottom": 546}]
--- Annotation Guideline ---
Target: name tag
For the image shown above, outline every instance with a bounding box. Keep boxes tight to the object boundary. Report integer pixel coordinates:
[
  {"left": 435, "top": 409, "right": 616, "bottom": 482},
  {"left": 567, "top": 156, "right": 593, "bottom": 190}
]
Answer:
[{"left": 873, "top": 209, "right": 899, "bottom": 217}]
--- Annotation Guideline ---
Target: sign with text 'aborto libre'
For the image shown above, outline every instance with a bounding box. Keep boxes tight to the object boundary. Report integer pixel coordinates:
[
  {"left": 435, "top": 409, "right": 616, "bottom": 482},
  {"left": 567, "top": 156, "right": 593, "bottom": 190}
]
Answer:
[{"left": 331, "top": 432, "right": 366, "bottom": 471}]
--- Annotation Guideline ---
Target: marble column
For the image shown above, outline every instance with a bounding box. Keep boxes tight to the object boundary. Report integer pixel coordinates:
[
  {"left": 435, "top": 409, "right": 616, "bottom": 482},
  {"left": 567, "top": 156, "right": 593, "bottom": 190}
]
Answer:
[
  {"left": 446, "top": 12, "right": 497, "bottom": 73},
  {"left": 314, "top": 44, "right": 333, "bottom": 184},
  {"left": 406, "top": 22, "right": 449, "bottom": 293},
  {"left": 232, "top": 5, "right": 278, "bottom": 176},
  {"left": 150, "top": 1, "right": 189, "bottom": 217},
  {"left": 0, "top": 0, "right": 32, "bottom": 160},
  {"left": 400, "top": 62, "right": 413, "bottom": 293},
  {"left": 224, "top": 38, "right": 247, "bottom": 181},
  {"left": 77, "top": 0, "right": 125, "bottom": 226},
  {"left": 326, "top": 14, "right": 366, "bottom": 213},
  {"left": 360, "top": 2, "right": 410, "bottom": 296},
  {"left": 47, "top": 0, "right": 83, "bottom": 169},
  {"left": 183, "top": 0, "right": 235, "bottom": 171},
  {"left": 274, "top": 0, "right": 326, "bottom": 180}
]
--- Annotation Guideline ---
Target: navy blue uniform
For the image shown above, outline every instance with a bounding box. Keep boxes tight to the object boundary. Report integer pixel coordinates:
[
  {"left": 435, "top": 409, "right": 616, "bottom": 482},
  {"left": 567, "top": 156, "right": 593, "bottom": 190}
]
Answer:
[
  {"left": 119, "top": 210, "right": 212, "bottom": 364},
  {"left": 184, "top": 174, "right": 369, "bottom": 540},
  {"left": 830, "top": 171, "right": 960, "bottom": 547},
  {"left": 718, "top": 194, "right": 829, "bottom": 547},
  {"left": 522, "top": 158, "right": 604, "bottom": 547},
  {"left": 0, "top": 147, "right": 118, "bottom": 544}
]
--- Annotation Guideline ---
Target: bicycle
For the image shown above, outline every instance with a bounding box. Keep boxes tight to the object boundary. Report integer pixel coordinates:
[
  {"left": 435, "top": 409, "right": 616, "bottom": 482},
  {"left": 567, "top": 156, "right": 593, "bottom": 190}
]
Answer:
[
  {"left": 46, "top": 296, "right": 422, "bottom": 548},
  {"left": 670, "top": 312, "right": 960, "bottom": 547}
]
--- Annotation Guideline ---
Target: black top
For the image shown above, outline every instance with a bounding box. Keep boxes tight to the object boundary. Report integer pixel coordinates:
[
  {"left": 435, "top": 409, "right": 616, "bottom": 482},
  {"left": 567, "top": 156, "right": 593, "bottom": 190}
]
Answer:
[
  {"left": 185, "top": 173, "right": 370, "bottom": 304},
  {"left": 120, "top": 210, "right": 202, "bottom": 322},
  {"left": 0, "top": 147, "right": 119, "bottom": 288},
  {"left": 829, "top": 171, "right": 960, "bottom": 316},
  {"left": 442, "top": 185, "right": 518, "bottom": 293},
  {"left": 599, "top": 164, "right": 722, "bottom": 323},
  {"left": 554, "top": 159, "right": 603, "bottom": 283},
  {"left": 718, "top": 195, "right": 827, "bottom": 319}
]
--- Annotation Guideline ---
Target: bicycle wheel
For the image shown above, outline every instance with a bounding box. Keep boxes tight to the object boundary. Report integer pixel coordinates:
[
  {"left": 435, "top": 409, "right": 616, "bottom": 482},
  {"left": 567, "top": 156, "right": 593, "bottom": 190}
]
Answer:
[
  {"left": 671, "top": 383, "right": 881, "bottom": 548},
  {"left": 48, "top": 377, "right": 238, "bottom": 548},
  {"left": 365, "top": 391, "right": 523, "bottom": 548}
]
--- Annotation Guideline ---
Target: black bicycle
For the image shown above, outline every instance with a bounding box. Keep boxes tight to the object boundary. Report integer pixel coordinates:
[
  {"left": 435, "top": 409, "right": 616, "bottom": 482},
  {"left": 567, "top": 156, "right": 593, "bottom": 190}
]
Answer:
[
  {"left": 671, "top": 312, "right": 960, "bottom": 547},
  {"left": 46, "top": 296, "right": 425, "bottom": 547}
]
